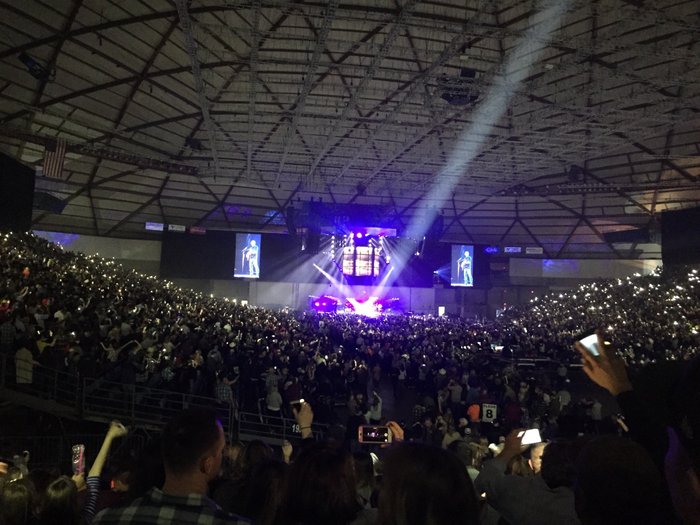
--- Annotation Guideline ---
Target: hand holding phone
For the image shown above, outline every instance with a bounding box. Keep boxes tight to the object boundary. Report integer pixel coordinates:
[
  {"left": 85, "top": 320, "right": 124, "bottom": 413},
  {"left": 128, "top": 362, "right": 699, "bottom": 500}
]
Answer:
[
  {"left": 289, "top": 398, "right": 305, "bottom": 412},
  {"left": 358, "top": 425, "right": 392, "bottom": 444},
  {"left": 71, "top": 444, "right": 85, "bottom": 476},
  {"left": 578, "top": 333, "right": 601, "bottom": 357},
  {"left": 517, "top": 428, "right": 542, "bottom": 445},
  {"left": 575, "top": 336, "right": 633, "bottom": 396}
]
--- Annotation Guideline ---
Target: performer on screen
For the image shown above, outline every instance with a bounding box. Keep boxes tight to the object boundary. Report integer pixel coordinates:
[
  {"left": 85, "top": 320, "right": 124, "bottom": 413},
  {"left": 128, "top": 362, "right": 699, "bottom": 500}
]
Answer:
[
  {"left": 241, "top": 239, "right": 259, "bottom": 277},
  {"left": 457, "top": 247, "right": 472, "bottom": 286}
]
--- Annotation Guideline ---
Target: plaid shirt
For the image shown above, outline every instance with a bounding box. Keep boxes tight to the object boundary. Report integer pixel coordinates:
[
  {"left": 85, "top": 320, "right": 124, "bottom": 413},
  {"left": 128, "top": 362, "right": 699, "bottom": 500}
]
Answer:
[
  {"left": 93, "top": 487, "right": 250, "bottom": 525},
  {"left": 0, "top": 321, "right": 15, "bottom": 347},
  {"left": 216, "top": 382, "right": 234, "bottom": 405}
]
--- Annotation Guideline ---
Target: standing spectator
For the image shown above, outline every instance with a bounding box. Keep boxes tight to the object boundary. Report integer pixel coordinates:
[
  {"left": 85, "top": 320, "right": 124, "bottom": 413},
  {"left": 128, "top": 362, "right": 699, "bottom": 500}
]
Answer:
[
  {"left": 574, "top": 436, "right": 667, "bottom": 525},
  {"left": 93, "top": 409, "right": 248, "bottom": 524},
  {"left": 1, "top": 478, "right": 38, "bottom": 525},
  {"left": 216, "top": 374, "right": 235, "bottom": 407},
  {"left": 39, "top": 475, "right": 82, "bottom": 525},
  {"left": 528, "top": 442, "right": 547, "bottom": 475},
  {"left": 14, "top": 339, "right": 38, "bottom": 385},
  {"left": 265, "top": 386, "right": 283, "bottom": 419},
  {"left": 275, "top": 442, "right": 374, "bottom": 525},
  {"left": 368, "top": 392, "right": 382, "bottom": 424},
  {"left": 475, "top": 430, "right": 580, "bottom": 525},
  {"left": 0, "top": 314, "right": 16, "bottom": 355},
  {"left": 379, "top": 442, "right": 480, "bottom": 525},
  {"left": 447, "top": 379, "right": 463, "bottom": 416}
]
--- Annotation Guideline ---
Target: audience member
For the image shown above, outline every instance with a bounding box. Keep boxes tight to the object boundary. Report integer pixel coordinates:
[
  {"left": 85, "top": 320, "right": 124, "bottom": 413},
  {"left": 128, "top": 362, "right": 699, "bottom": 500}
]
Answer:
[
  {"left": 475, "top": 430, "right": 580, "bottom": 525},
  {"left": 379, "top": 442, "right": 480, "bottom": 525},
  {"left": 2, "top": 232, "right": 700, "bottom": 525},
  {"left": 275, "top": 441, "right": 375, "bottom": 525},
  {"left": 574, "top": 435, "right": 667, "bottom": 525},
  {"left": 93, "top": 409, "right": 249, "bottom": 524}
]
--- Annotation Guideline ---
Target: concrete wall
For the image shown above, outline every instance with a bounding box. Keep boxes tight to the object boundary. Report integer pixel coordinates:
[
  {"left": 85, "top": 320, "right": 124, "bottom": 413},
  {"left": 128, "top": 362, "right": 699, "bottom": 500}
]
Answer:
[
  {"left": 34, "top": 230, "right": 161, "bottom": 275},
  {"left": 509, "top": 258, "right": 661, "bottom": 284}
]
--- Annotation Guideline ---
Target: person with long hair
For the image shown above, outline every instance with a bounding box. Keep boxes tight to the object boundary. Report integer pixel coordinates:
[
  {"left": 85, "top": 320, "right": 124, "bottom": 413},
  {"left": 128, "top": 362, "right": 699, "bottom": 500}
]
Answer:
[
  {"left": 378, "top": 442, "right": 480, "bottom": 525},
  {"left": 243, "top": 460, "right": 287, "bottom": 525},
  {"left": 1, "top": 478, "right": 38, "bottom": 525},
  {"left": 275, "top": 441, "right": 374, "bottom": 525},
  {"left": 38, "top": 476, "right": 81, "bottom": 525}
]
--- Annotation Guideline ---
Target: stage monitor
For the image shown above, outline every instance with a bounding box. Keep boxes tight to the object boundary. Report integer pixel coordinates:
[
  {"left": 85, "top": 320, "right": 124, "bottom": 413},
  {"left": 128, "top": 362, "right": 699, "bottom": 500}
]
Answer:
[
  {"left": 234, "top": 233, "right": 262, "bottom": 278},
  {"left": 451, "top": 244, "right": 474, "bottom": 287}
]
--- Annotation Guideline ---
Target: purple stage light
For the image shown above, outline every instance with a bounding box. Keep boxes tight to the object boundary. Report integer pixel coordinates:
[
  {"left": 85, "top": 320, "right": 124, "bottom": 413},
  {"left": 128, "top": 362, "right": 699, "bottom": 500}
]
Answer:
[
  {"left": 346, "top": 296, "right": 380, "bottom": 317},
  {"left": 310, "top": 295, "right": 341, "bottom": 313},
  {"left": 356, "top": 232, "right": 363, "bottom": 239}
]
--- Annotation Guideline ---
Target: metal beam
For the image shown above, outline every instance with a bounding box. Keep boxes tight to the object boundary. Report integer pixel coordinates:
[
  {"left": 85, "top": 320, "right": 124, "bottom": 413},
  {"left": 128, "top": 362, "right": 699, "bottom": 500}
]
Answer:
[
  {"left": 0, "top": 127, "right": 197, "bottom": 175},
  {"left": 32, "top": 0, "right": 84, "bottom": 106},
  {"left": 195, "top": 182, "right": 235, "bottom": 227},
  {"left": 273, "top": 0, "right": 339, "bottom": 186},
  {"left": 542, "top": 194, "right": 625, "bottom": 258},
  {"left": 246, "top": 1, "right": 261, "bottom": 180},
  {"left": 305, "top": 0, "right": 421, "bottom": 182},
  {"left": 105, "top": 177, "right": 170, "bottom": 236},
  {"left": 175, "top": 0, "right": 222, "bottom": 180}
]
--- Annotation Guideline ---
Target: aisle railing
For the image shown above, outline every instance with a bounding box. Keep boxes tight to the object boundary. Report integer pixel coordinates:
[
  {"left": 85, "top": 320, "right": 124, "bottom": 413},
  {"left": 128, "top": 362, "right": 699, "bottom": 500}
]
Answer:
[
  {"left": 0, "top": 352, "right": 80, "bottom": 409},
  {"left": 237, "top": 410, "right": 328, "bottom": 445},
  {"left": 0, "top": 433, "right": 146, "bottom": 469},
  {"left": 0, "top": 354, "right": 236, "bottom": 438},
  {"left": 1, "top": 354, "right": 328, "bottom": 442}
]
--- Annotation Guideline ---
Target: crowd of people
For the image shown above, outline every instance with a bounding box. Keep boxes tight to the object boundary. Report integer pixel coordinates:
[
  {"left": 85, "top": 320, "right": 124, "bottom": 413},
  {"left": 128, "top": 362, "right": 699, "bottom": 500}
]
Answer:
[{"left": 1, "top": 231, "right": 699, "bottom": 523}]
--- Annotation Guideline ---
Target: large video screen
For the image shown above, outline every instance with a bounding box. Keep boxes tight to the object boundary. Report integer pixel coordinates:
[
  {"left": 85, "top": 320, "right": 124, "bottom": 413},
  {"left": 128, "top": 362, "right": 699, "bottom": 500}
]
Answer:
[
  {"left": 451, "top": 244, "right": 474, "bottom": 287},
  {"left": 234, "top": 233, "right": 262, "bottom": 278},
  {"left": 340, "top": 234, "right": 385, "bottom": 278}
]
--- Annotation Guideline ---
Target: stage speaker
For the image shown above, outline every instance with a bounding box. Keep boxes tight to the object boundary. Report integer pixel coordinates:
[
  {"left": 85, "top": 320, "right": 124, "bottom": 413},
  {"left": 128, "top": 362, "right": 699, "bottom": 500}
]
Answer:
[
  {"left": 306, "top": 227, "right": 321, "bottom": 254},
  {"left": 285, "top": 205, "right": 297, "bottom": 237},
  {"left": 0, "top": 154, "right": 35, "bottom": 232},
  {"left": 662, "top": 206, "right": 700, "bottom": 265},
  {"left": 34, "top": 191, "right": 66, "bottom": 214},
  {"left": 428, "top": 214, "right": 444, "bottom": 240},
  {"left": 603, "top": 227, "right": 650, "bottom": 244}
]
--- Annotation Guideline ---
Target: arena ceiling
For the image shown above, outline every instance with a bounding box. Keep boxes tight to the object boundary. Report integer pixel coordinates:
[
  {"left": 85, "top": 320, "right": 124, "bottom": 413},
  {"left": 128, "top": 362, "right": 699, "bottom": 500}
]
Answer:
[{"left": 1, "top": 0, "right": 700, "bottom": 258}]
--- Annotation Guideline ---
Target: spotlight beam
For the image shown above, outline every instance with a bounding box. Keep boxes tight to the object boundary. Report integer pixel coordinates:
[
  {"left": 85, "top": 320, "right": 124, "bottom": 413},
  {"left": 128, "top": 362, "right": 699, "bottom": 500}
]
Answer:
[{"left": 389, "top": 0, "right": 573, "bottom": 285}]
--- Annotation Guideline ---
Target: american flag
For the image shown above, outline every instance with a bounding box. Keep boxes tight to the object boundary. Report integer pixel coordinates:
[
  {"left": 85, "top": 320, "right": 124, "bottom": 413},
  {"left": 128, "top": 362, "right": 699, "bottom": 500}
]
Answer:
[{"left": 43, "top": 138, "right": 66, "bottom": 179}]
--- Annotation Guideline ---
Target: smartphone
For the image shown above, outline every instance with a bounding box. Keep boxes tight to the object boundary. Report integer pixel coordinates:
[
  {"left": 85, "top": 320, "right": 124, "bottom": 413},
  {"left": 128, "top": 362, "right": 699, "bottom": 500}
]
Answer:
[
  {"left": 578, "top": 333, "right": 600, "bottom": 357},
  {"left": 71, "top": 444, "right": 86, "bottom": 475},
  {"left": 290, "top": 399, "right": 305, "bottom": 411},
  {"left": 517, "top": 428, "right": 542, "bottom": 445},
  {"left": 358, "top": 425, "right": 392, "bottom": 444}
]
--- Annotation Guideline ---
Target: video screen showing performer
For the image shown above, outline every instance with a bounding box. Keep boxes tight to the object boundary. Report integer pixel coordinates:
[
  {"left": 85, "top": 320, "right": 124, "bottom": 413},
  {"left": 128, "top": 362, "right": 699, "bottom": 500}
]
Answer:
[
  {"left": 234, "top": 233, "right": 261, "bottom": 278},
  {"left": 451, "top": 244, "right": 474, "bottom": 287}
]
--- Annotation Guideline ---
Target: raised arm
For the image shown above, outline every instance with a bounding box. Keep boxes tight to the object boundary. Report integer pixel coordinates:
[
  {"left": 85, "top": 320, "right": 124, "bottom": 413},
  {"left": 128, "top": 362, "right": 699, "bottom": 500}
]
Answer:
[
  {"left": 292, "top": 401, "right": 314, "bottom": 440},
  {"left": 88, "top": 421, "right": 128, "bottom": 478},
  {"left": 84, "top": 421, "right": 128, "bottom": 524}
]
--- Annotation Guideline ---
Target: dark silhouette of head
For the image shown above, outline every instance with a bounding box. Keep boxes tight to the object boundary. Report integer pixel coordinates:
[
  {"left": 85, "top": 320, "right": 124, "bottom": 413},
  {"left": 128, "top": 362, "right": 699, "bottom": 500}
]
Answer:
[
  {"left": 378, "top": 442, "right": 480, "bottom": 525},
  {"left": 39, "top": 475, "right": 80, "bottom": 525},
  {"left": 1, "top": 478, "right": 37, "bottom": 525},
  {"left": 277, "top": 442, "right": 360, "bottom": 525},
  {"left": 575, "top": 436, "right": 666, "bottom": 525},
  {"left": 245, "top": 459, "right": 287, "bottom": 525}
]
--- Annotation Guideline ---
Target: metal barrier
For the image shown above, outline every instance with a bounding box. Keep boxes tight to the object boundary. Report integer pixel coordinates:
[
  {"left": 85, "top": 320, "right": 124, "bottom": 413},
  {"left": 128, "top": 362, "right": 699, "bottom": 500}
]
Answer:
[
  {"left": 0, "top": 353, "right": 80, "bottom": 414},
  {"left": 237, "top": 410, "right": 328, "bottom": 445},
  {"left": 0, "top": 433, "right": 146, "bottom": 469},
  {"left": 0, "top": 355, "right": 236, "bottom": 439},
  {"left": 81, "top": 377, "right": 235, "bottom": 438}
]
